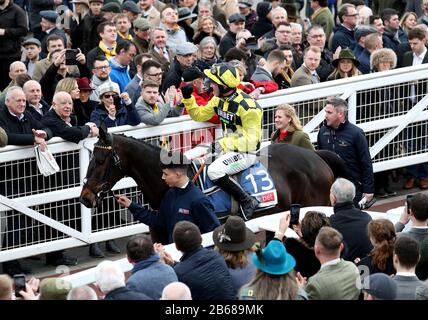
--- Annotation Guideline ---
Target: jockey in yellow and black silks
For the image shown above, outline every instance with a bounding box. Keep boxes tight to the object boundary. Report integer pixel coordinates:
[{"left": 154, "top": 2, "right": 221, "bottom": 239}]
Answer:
[{"left": 181, "top": 63, "right": 263, "bottom": 219}]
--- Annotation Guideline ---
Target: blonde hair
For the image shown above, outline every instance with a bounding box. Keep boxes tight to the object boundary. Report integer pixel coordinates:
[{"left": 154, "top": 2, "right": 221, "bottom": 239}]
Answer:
[
  {"left": 0, "top": 275, "right": 12, "bottom": 300},
  {"left": 275, "top": 104, "right": 303, "bottom": 132},
  {"left": 328, "top": 60, "right": 361, "bottom": 80},
  {"left": 400, "top": 12, "right": 418, "bottom": 31},
  {"left": 55, "top": 78, "right": 77, "bottom": 95}
]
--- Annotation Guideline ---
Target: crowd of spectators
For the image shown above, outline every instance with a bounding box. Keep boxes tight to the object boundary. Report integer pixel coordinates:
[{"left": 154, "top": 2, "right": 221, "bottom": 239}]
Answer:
[{"left": 1, "top": 0, "right": 428, "bottom": 300}]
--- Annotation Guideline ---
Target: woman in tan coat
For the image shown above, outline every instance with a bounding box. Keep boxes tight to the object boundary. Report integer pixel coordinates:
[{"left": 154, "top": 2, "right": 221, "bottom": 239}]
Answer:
[{"left": 270, "top": 104, "right": 314, "bottom": 150}]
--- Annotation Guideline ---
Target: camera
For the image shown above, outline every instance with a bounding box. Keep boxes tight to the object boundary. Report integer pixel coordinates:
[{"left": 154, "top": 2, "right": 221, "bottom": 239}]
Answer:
[
  {"left": 65, "top": 49, "right": 79, "bottom": 65},
  {"left": 244, "top": 36, "right": 258, "bottom": 50},
  {"left": 13, "top": 274, "right": 26, "bottom": 298},
  {"left": 289, "top": 204, "right": 300, "bottom": 226}
]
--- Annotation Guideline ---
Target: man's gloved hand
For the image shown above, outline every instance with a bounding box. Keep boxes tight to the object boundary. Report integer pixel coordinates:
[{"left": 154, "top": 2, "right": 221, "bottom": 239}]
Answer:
[
  {"left": 181, "top": 84, "right": 193, "bottom": 99},
  {"left": 212, "top": 140, "right": 223, "bottom": 155}
]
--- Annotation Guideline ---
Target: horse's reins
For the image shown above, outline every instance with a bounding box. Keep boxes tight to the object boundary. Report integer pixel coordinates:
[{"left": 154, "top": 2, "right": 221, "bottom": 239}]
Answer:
[{"left": 192, "top": 161, "right": 206, "bottom": 184}]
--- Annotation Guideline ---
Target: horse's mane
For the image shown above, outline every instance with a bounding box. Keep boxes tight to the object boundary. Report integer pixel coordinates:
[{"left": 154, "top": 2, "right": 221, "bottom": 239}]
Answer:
[{"left": 114, "top": 134, "right": 161, "bottom": 153}]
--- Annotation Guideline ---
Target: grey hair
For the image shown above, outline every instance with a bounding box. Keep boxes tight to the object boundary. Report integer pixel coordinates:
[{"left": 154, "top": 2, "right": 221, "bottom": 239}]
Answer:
[
  {"left": 271, "top": 6, "right": 287, "bottom": 18},
  {"left": 67, "top": 285, "right": 98, "bottom": 300},
  {"left": 290, "top": 22, "right": 302, "bottom": 32},
  {"left": 5, "top": 86, "right": 24, "bottom": 102},
  {"left": 161, "top": 282, "right": 192, "bottom": 300},
  {"left": 9, "top": 61, "right": 26, "bottom": 72},
  {"left": 199, "top": 36, "right": 217, "bottom": 48},
  {"left": 94, "top": 260, "right": 125, "bottom": 294},
  {"left": 331, "top": 178, "right": 356, "bottom": 203},
  {"left": 326, "top": 97, "right": 348, "bottom": 117}
]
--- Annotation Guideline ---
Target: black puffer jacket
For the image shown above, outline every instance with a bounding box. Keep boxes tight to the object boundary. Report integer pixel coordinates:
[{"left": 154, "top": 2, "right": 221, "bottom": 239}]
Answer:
[
  {"left": 0, "top": 1, "right": 28, "bottom": 58},
  {"left": 317, "top": 120, "right": 374, "bottom": 194}
]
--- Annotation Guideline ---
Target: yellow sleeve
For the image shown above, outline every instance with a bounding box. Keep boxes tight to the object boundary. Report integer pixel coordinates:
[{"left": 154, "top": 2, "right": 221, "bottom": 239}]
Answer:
[
  {"left": 182, "top": 96, "right": 217, "bottom": 122},
  {"left": 220, "top": 106, "right": 263, "bottom": 153}
]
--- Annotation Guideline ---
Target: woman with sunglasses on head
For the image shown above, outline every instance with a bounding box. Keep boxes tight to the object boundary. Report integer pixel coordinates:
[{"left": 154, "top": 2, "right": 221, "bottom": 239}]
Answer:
[{"left": 90, "top": 81, "right": 140, "bottom": 128}]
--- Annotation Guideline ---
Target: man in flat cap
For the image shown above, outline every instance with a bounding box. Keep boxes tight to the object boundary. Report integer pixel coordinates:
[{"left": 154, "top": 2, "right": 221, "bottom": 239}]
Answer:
[
  {"left": 238, "top": 0, "right": 257, "bottom": 31},
  {"left": 219, "top": 13, "right": 246, "bottom": 57},
  {"left": 353, "top": 25, "right": 378, "bottom": 59},
  {"left": 22, "top": 38, "right": 42, "bottom": 78},
  {"left": 133, "top": 18, "right": 151, "bottom": 53},
  {"left": 122, "top": 0, "right": 141, "bottom": 23},
  {"left": 0, "top": 0, "right": 28, "bottom": 91},
  {"left": 102, "top": 1, "right": 122, "bottom": 21},
  {"left": 162, "top": 41, "right": 197, "bottom": 92},
  {"left": 40, "top": 10, "right": 68, "bottom": 55}
]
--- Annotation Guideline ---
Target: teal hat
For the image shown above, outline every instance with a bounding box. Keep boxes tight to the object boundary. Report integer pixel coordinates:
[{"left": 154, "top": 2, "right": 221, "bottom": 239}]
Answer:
[{"left": 252, "top": 240, "right": 296, "bottom": 275}]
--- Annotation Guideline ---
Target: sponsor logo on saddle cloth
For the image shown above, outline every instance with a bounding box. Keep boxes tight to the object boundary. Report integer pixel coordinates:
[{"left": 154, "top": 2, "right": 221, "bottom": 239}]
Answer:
[{"left": 194, "top": 161, "right": 278, "bottom": 214}]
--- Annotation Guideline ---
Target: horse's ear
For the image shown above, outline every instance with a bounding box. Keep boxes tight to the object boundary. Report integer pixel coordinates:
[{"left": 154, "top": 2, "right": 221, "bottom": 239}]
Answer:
[{"left": 98, "top": 122, "right": 108, "bottom": 142}]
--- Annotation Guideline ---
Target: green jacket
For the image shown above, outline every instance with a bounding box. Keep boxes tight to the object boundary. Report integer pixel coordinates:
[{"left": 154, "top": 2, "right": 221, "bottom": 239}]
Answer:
[
  {"left": 311, "top": 7, "right": 335, "bottom": 42},
  {"left": 305, "top": 259, "right": 360, "bottom": 300},
  {"left": 270, "top": 129, "right": 314, "bottom": 150}
]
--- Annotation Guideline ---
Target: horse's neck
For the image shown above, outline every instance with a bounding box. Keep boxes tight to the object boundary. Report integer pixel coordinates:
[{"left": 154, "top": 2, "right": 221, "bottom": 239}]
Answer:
[{"left": 117, "top": 138, "right": 167, "bottom": 208}]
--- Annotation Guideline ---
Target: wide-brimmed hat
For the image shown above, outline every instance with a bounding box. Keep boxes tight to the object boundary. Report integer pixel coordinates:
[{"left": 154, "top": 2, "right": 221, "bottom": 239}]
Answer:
[
  {"left": 252, "top": 240, "right": 296, "bottom": 275},
  {"left": 213, "top": 216, "right": 255, "bottom": 251},
  {"left": 77, "top": 77, "right": 94, "bottom": 91},
  {"left": 178, "top": 7, "right": 197, "bottom": 22},
  {"left": 332, "top": 48, "right": 359, "bottom": 67}
]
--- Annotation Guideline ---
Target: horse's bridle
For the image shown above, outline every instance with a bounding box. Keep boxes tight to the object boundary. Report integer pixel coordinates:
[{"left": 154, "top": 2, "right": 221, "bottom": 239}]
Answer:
[{"left": 83, "top": 141, "right": 124, "bottom": 199}]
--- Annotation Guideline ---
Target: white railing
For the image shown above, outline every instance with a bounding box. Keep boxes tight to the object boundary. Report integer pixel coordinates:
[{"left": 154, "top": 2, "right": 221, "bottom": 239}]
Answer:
[{"left": 1, "top": 64, "right": 428, "bottom": 263}]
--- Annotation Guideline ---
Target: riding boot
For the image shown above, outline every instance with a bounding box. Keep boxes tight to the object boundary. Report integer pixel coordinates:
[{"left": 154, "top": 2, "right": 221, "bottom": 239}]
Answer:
[{"left": 215, "top": 175, "right": 259, "bottom": 220}]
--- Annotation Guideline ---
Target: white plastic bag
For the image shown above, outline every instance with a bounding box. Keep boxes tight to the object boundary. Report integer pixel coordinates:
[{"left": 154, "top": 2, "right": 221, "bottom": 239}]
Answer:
[{"left": 34, "top": 145, "right": 60, "bottom": 176}]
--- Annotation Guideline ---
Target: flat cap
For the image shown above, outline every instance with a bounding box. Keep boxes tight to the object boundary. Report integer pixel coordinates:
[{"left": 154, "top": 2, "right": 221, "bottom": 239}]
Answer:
[
  {"left": 354, "top": 25, "right": 378, "bottom": 41},
  {"left": 89, "top": 0, "right": 104, "bottom": 3},
  {"left": 176, "top": 42, "right": 197, "bottom": 55},
  {"left": 101, "top": 2, "right": 122, "bottom": 13},
  {"left": 70, "top": 0, "right": 90, "bottom": 6},
  {"left": 133, "top": 17, "right": 151, "bottom": 30},
  {"left": 238, "top": 0, "right": 253, "bottom": 7},
  {"left": 40, "top": 10, "right": 59, "bottom": 23},
  {"left": 22, "top": 37, "right": 41, "bottom": 47},
  {"left": 122, "top": 1, "right": 141, "bottom": 14},
  {"left": 228, "top": 13, "right": 246, "bottom": 23},
  {"left": 362, "top": 273, "right": 397, "bottom": 300}
]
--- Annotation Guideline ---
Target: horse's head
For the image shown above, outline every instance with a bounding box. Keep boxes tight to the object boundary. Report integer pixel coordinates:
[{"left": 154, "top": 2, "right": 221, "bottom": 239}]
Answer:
[{"left": 80, "top": 123, "right": 125, "bottom": 208}]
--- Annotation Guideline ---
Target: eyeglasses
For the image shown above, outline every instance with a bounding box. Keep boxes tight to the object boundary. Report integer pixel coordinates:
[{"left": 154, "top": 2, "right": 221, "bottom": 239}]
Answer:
[
  {"left": 102, "top": 93, "right": 118, "bottom": 99},
  {"left": 145, "top": 72, "right": 163, "bottom": 77},
  {"left": 94, "top": 66, "right": 110, "bottom": 70}
]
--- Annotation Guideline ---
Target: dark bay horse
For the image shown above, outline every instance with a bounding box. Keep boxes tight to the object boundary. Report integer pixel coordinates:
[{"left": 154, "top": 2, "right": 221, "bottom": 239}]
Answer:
[{"left": 80, "top": 125, "right": 347, "bottom": 221}]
